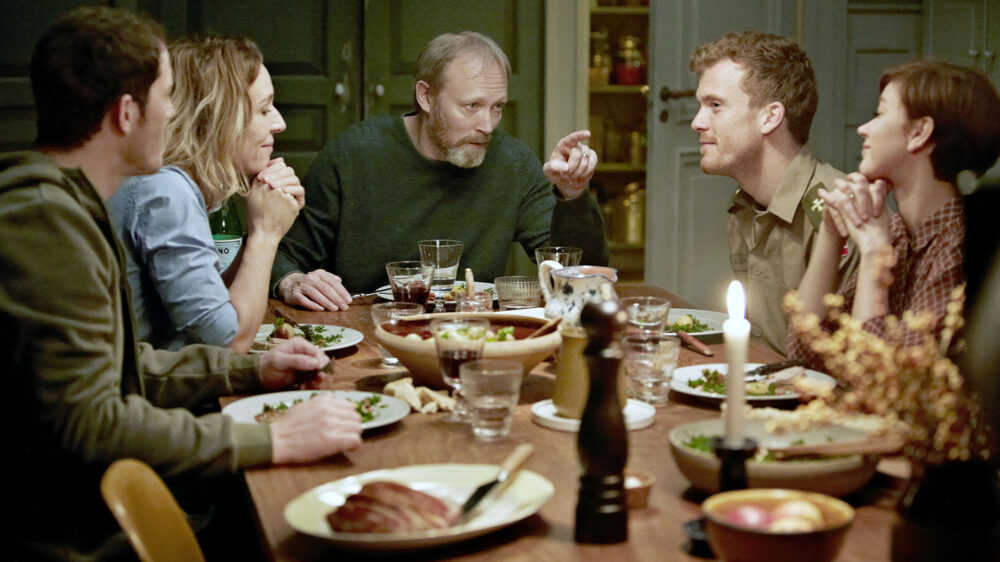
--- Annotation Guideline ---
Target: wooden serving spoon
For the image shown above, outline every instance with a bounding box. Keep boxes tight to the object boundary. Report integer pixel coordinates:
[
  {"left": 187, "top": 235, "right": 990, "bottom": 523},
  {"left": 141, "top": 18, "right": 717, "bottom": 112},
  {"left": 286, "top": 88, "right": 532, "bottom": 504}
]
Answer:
[
  {"left": 771, "top": 433, "right": 905, "bottom": 459},
  {"left": 526, "top": 316, "right": 562, "bottom": 339}
]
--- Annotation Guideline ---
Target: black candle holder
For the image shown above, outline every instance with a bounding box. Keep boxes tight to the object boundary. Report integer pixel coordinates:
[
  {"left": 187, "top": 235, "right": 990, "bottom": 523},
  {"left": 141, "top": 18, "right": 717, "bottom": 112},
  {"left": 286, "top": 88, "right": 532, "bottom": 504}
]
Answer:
[
  {"left": 682, "top": 436, "right": 759, "bottom": 557},
  {"left": 711, "top": 436, "right": 758, "bottom": 491}
]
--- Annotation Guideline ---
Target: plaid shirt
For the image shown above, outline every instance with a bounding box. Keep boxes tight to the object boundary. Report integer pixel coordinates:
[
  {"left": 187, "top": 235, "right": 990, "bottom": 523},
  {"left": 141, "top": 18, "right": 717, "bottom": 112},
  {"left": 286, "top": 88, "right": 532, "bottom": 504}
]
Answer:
[{"left": 789, "top": 198, "right": 965, "bottom": 367}]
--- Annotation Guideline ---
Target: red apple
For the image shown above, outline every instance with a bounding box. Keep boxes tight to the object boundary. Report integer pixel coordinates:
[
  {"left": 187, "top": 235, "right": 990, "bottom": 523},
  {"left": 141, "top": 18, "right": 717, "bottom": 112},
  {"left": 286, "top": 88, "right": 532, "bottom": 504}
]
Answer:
[{"left": 724, "top": 504, "right": 772, "bottom": 530}]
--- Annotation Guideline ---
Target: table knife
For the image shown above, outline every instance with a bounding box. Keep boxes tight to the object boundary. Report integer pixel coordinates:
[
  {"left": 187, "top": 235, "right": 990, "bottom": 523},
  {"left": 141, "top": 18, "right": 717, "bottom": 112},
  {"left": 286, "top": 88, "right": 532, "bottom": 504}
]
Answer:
[
  {"left": 461, "top": 443, "right": 534, "bottom": 521},
  {"left": 744, "top": 359, "right": 806, "bottom": 380}
]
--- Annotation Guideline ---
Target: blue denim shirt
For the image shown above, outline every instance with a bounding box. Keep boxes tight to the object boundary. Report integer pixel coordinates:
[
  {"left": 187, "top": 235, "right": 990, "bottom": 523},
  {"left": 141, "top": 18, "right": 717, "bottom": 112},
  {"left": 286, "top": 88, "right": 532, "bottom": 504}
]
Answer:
[{"left": 108, "top": 166, "right": 237, "bottom": 349}]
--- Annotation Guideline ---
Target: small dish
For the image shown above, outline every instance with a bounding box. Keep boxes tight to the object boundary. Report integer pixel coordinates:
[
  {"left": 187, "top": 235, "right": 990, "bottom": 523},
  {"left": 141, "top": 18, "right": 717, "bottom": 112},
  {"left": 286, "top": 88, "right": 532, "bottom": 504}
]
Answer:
[
  {"left": 624, "top": 469, "right": 654, "bottom": 509},
  {"left": 529, "top": 399, "right": 655, "bottom": 432}
]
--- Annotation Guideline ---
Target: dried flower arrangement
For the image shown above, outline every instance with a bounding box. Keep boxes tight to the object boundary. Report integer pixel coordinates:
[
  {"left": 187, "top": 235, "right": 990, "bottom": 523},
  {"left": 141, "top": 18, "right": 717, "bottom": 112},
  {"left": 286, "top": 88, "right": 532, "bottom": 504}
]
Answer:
[{"left": 780, "top": 284, "right": 992, "bottom": 465}]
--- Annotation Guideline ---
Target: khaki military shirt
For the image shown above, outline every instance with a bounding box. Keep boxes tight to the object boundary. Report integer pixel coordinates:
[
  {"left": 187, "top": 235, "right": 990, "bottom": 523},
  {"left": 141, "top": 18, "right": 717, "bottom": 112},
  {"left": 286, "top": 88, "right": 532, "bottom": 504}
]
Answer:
[{"left": 728, "top": 146, "right": 857, "bottom": 354}]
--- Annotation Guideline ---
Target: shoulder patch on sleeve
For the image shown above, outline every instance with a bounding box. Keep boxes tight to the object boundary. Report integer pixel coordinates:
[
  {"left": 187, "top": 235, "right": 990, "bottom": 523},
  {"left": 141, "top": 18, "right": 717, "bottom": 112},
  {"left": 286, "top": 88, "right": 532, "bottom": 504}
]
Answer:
[{"left": 802, "top": 182, "right": 827, "bottom": 229}]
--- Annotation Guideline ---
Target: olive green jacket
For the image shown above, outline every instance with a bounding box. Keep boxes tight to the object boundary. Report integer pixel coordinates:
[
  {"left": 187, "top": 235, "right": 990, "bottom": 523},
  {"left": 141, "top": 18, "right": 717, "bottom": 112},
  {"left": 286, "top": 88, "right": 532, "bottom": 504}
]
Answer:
[{"left": 0, "top": 151, "right": 271, "bottom": 560}]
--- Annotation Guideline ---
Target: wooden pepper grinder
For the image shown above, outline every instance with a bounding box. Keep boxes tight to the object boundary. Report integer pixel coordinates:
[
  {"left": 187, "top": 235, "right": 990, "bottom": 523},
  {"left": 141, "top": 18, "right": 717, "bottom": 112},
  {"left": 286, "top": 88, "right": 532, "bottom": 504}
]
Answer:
[{"left": 574, "top": 293, "right": 629, "bottom": 544}]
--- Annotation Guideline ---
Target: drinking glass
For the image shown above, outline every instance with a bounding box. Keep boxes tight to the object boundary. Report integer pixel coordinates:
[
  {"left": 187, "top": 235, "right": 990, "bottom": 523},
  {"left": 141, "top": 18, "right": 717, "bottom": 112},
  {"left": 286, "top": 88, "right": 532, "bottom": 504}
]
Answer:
[
  {"left": 460, "top": 360, "right": 523, "bottom": 441},
  {"left": 371, "top": 302, "right": 424, "bottom": 366},
  {"left": 621, "top": 331, "right": 680, "bottom": 404},
  {"left": 494, "top": 275, "right": 542, "bottom": 310},
  {"left": 418, "top": 239, "right": 464, "bottom": 313},
  {"left": 620, "top": 296, "right": 671, "bottom": 332},
  {"left": 455, "top": 291, "right": 493, "bottom": 312},
  {"left": 534, "top": 246, "right": 583, "bottom": 267},
  {"left": 385, "top": 260, "right": 434, "bottom": 306},
  {"left": 430, "top": 317, "right": 489, "bottom": 423}
]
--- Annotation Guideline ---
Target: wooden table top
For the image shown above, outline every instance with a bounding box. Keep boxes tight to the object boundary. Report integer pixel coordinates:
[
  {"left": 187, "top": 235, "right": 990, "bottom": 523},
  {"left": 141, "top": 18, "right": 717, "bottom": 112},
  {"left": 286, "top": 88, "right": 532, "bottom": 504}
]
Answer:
[{"left": 233, "top": 284, "right": 906, "bottom": 561}]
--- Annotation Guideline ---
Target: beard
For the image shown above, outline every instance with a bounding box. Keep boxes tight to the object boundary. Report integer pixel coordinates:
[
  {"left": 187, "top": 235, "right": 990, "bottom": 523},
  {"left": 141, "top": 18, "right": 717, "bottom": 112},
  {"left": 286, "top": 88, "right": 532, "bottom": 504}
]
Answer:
[{"left": 428, "top": 103, "right": 491, "bottom": 168}]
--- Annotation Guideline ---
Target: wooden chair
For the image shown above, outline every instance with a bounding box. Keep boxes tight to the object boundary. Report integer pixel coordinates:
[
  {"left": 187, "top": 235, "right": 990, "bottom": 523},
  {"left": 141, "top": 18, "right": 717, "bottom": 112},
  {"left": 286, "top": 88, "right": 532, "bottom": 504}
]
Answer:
[{"left": 100, "top": 459, "right": 206, "bottom": 562}]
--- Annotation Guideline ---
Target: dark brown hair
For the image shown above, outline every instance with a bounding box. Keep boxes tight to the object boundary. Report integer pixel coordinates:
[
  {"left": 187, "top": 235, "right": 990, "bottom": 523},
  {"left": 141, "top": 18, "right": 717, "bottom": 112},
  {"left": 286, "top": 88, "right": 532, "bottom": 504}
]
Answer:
[
  {"left": 881, "top": 60, "right": 1000, "bottom": 184},
  {"left": 31, "top": 6, "right": 165, "bottom": 149},
  {"left": 690, "top": 30, "right": 817, "bottom": 146}
]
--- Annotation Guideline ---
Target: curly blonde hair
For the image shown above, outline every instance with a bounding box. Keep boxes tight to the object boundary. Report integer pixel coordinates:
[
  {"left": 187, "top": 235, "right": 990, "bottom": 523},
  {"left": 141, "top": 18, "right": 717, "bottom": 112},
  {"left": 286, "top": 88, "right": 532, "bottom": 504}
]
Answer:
[{"left": 163, "top": 36, "right": 262, "bottom": 209}]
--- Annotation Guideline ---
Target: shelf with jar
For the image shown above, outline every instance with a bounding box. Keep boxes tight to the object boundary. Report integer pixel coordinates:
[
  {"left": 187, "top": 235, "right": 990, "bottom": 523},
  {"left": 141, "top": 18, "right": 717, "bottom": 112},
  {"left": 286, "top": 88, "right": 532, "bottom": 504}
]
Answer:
[{"left": 588, "top": 3, "right": 648, "bottom": 281}]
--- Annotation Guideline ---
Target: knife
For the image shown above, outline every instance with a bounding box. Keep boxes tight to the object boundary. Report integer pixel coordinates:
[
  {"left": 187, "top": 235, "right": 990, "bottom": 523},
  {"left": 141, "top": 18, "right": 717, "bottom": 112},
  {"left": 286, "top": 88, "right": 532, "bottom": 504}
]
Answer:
[
  {"left": 274, "top": 309, "right": 315, "bottom": 342},
  {"left": 744, "top": 359, "right": 806, "bottom": 380},
  {"left": 461, "top": 443, "right": 535, "bottom": 521},
  {"left": 675, "top": 330, "right": 714, "bottom": 356}
]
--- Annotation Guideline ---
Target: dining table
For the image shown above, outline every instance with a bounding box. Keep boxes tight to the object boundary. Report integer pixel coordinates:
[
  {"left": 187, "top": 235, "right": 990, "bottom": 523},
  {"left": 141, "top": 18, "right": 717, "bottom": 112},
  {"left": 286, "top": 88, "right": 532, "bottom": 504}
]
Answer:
[{"left": 225, "top": 284, "right": 909, "bottom": 561}]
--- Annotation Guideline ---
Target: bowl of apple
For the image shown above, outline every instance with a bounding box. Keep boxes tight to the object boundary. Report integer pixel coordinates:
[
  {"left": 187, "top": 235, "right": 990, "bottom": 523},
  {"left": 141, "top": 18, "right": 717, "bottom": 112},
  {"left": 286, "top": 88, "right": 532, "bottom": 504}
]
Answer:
[{"left": 702, "top": 488, "right": 854, "bottom": 562}]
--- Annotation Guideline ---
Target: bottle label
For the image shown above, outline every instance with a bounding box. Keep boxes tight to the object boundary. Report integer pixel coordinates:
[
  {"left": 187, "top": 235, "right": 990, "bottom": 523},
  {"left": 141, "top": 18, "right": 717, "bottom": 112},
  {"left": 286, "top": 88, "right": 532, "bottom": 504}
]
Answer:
[{"left": 213, "top": 236, "right": 242, "bottom": 272}]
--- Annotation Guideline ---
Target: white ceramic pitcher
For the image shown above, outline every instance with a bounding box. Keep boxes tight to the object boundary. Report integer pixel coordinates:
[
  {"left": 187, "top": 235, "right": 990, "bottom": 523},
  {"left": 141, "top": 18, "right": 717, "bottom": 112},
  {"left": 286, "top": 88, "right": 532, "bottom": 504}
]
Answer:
[{"left": 537, "top": 260, "right": 618, "bottom": 327}]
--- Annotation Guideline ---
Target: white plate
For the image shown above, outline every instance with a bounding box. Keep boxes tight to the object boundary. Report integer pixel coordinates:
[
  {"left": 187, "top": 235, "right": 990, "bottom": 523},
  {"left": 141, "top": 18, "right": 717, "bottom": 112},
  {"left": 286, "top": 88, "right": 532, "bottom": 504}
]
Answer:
[
  {"left": 375, "top": 282, "right": 497, "bottom": 302},
  {"left": 664, "top": 308, "right": 727, "bottom": 337},
  {"left": 530, "top": 399, "right": 655, "bottom": 432},
  {"left": 283, "top": 464, "right": 554, "bottom": 550},
  {"left": 670, "top": 363, "right": 836, "bottom": 404},
  {"left": 251, "top": 323, "right": 363, "bottom": 353},
  {"left": 495, "top": 307, "right": 546, "bottom": 319},
  {"left": 222, "top": 390, "right": 408, "bottom": 431}
]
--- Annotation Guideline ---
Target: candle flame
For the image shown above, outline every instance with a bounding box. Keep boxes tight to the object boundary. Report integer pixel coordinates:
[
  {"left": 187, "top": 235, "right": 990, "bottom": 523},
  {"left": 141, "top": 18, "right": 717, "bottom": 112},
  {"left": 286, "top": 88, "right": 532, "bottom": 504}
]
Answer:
[{"left": 726, "top": 280, "right": 745, "bottom": 321}]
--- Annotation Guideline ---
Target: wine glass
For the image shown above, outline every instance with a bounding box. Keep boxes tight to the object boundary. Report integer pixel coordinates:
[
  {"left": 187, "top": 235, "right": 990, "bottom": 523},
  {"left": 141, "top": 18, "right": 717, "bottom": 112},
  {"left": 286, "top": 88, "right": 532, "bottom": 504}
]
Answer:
[
  {"left": 430, "top": 317, "right": 489, "bottom": 423},
  {"left": 371, "top": 302, "right": 424, "bottom": 366},
  {"left": 418, "top": 239, "right": 464, "bottom": 313}
]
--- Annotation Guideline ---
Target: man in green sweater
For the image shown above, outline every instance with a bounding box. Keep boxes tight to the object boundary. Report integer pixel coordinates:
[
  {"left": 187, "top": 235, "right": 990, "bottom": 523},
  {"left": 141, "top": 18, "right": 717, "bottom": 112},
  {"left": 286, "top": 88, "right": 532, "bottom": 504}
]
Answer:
[
  {"left": 272, "top": 31, "right": 609, "bottom": 311},
  {"left": 0, "top": 8, "right": 362, "bottom": 560}
]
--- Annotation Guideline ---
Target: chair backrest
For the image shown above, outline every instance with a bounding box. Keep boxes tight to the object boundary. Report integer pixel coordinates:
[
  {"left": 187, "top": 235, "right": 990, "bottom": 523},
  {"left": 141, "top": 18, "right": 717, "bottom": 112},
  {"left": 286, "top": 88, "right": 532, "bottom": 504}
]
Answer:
[{"left": 100, "top": 459, "right": 206, "bottom": 562}]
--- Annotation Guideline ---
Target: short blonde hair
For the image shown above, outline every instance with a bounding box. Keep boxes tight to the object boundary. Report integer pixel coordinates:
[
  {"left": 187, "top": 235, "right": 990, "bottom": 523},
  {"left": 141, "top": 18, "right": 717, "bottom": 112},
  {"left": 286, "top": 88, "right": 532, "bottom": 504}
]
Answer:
[
  {"left": 414, "top": 31, "right": 510, "bottom": 110},
  {"left": 163, "top": 36, "right": 262, "bottom": 209}
]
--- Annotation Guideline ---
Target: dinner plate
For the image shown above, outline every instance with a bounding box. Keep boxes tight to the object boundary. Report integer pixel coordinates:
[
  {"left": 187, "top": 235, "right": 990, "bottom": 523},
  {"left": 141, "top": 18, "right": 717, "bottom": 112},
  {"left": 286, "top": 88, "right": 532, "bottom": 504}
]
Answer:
[
  {"left": 251, "top": 323, "right": 363, "bottom": 353},
  {"left": 664, "top": 308, "right": 727, "bottom": 337},
  {"left": 283, "top": 463, "right": 554, "bottom": 550},
  {"left": 222, "top": 390, "right": 409, "bottom": 431},
  {"left": 670, "top": 363, "right": 836, "bottom": 404},
  {"left": 375, "top": 282, "right": 497, "bottom": 302},
  {"left": 530, "top": 399, "right": 655, "bottom": 432}
]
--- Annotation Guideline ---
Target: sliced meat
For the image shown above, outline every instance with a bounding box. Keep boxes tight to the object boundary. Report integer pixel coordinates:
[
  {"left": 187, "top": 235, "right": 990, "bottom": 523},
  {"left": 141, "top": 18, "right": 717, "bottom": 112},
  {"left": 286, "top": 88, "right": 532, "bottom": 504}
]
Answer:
[{"left": 326, "top": 480, "right": 461, "bottom": 533}]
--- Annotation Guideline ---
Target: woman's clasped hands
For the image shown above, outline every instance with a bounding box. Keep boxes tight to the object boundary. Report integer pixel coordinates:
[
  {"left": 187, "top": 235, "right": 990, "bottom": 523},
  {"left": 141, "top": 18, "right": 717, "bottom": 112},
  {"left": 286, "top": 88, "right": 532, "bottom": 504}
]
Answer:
[{"left": 818, "top": 172, "right": 892, "bottom": 255}]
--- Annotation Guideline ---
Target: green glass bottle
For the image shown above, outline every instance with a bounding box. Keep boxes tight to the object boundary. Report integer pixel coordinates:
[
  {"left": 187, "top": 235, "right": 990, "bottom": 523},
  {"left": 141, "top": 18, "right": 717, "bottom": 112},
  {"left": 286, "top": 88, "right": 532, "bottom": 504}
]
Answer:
[{"left": 208, "top": 197, "right": 244, "bottom": 272}]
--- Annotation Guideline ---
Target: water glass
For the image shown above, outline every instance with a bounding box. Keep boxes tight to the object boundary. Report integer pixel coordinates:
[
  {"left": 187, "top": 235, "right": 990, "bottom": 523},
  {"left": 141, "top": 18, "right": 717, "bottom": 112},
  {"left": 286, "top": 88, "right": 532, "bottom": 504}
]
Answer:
[
  {"left": 621, "top": 332, "right": 680, "bottom": 404},
  {"left": 494, "top": 275, "right": 542, "bottom": 310},
  {"left": 460, "top": 359, "right": 523, "bottom": 441},
  {"left": 534, "top": 246, "right": 582, "bottom": 267},
  {"left": 418, "top": 239, "right": 464, "bottom": 312},
  {"left": 455, "top": 291, "right": 493, "bottom": 312},
  {"left": 371, "top": 302, "right": 424, "bottom": 366},
  {"left": 385, "top": 260, "right": 434, "bottom": 306},
  {"left": 430, "top": 317, "right": 489, "bottom": 423},
  {"left": 620, "top": 296, "right": 671, "bottom": 332}
]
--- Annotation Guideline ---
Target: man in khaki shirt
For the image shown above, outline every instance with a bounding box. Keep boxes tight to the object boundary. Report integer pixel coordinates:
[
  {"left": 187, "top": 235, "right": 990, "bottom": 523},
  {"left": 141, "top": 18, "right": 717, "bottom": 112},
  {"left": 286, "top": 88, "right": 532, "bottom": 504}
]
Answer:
[{"left": 690, "top": 31, "right": 856, "bottom": 353}]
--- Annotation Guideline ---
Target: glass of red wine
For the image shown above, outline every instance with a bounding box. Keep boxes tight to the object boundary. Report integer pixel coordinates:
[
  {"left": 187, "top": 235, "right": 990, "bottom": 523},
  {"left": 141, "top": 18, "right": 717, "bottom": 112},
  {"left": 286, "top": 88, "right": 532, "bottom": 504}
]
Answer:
[
  {"left": 385, "top": 261, "right": 435, "bottom": 306},
  {"left": 430, "top": 317, "right": 490, "bottom": 423}
]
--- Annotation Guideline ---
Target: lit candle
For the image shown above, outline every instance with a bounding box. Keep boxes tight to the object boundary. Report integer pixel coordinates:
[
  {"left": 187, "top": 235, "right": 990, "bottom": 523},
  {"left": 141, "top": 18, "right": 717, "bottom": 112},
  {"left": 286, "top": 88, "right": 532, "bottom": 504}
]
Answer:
[{"left": 723, "top": 280, "right": 750, "bottom": 448}]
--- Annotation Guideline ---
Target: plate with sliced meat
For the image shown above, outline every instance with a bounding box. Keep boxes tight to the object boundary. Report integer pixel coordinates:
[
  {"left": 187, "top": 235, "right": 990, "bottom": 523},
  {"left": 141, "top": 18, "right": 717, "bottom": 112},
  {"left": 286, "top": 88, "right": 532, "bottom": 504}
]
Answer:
[{"left": 284, "top": 463, "right": 554, "bottom": 550}]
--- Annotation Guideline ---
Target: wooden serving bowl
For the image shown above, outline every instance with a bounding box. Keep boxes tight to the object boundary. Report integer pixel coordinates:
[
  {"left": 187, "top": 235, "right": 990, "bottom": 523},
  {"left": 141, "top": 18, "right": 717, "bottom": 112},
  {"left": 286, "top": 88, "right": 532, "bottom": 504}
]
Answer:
[
  {"left": 702, "top": 488, "right": 854, "bottom": 562},
  {"left": 373, "top": 312, "right": 561, "bottom": 389}
]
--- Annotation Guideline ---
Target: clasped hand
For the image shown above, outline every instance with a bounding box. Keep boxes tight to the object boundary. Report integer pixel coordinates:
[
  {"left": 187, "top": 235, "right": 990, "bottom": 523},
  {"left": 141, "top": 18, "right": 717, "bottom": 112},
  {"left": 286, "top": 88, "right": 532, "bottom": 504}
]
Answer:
[{"left": 818, "top": 172, "right": 892, "bottom": 255}]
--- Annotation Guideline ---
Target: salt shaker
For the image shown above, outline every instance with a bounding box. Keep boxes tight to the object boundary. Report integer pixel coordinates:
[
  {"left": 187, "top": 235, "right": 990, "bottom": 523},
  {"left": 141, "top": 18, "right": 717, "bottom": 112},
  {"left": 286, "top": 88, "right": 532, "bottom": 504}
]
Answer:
[{"left": 574, "top": 295, "right": 629, "bottom": 543}]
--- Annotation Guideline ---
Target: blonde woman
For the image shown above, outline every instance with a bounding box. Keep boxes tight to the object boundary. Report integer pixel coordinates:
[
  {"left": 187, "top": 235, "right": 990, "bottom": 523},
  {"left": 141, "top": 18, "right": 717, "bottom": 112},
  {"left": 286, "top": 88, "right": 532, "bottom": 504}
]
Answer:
[{"left": 109, "top": 36, "right": 303, "bottom": 353}]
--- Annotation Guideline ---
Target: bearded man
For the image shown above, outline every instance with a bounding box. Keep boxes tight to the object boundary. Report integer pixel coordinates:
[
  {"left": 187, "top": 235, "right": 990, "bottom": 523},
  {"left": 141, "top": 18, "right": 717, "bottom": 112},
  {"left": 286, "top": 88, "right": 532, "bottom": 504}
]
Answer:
[{"left": 271, "top": 32, "right": 608, "bottom": 310}]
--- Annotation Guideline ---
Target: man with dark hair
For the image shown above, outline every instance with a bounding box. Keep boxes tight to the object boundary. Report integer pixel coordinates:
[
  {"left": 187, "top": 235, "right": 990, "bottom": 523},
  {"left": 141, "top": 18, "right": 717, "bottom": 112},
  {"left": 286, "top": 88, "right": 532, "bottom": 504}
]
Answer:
[
  {"left": 0, "top": 7, "right": 362, "bottom": 559},
  {"left": 272, "top": 31, "right": 609, "bottom": 310},
  {"left": 689, "top": 30, "right": 856, "bottom": 354}
]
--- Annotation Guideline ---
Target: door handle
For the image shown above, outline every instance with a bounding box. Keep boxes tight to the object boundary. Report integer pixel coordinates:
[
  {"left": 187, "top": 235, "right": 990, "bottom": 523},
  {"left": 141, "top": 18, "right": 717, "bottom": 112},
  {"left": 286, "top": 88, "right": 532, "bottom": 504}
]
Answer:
[
  {"left": 658, "top": 86, "right": 696, "bottom": 122},
  {"left": 659, "top": 86, "right": 695, "bottom": 101}
]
